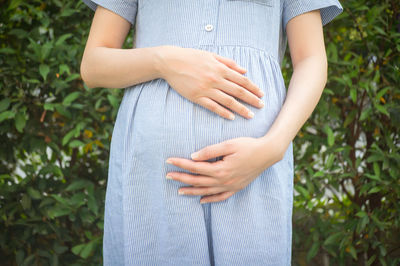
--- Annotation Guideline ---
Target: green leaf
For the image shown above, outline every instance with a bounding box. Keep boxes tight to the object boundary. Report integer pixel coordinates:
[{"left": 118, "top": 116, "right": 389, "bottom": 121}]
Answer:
[
  {"left": 27, "top": 187, "right": 41, "bottom": 200},
  {"left": 323, "top": 232, "right": 343, "bottom": 246},
  {"left": 63, "top": 92, "right": 81, "bottom": 106},
  {"left": 66, "top": 180, "right": 90, "bottom": 191},
  {"left": 15, "top": 112, "right": 27, "bottom": 133},
  {"left": 55, "top": 33, "right": 73, "bottom": 46},
  {"left": 343, "top": 109, "right": 357, "bottom": 128},
  {"left": 0, "top": 110, "right": 15, "bottom": 123},
  {"left": 374, "top": 104, "right": 389, "bottom": 116},
  {"left": 306, "top": 242, "right": 319, "bottom": 262},
  {"left": 39, "top": 64, "right": 50, "bottom": 81},
  {"left": 324, "top": 125, "right": 335, "bottom": 147},
  {"left": 350, "top": 87, "right": 357, "bottom": 103},
  {"left": 368, "top": 187, "right": 381, "bottom": 194},
  {"left": 295, "top": 185, "right": 310, "bottom": 199},
  {"left": 107, "top": 94, "right": 120, "bottom": 109},
  {"left": 69, "top": 140, "right": 84, "bottom": 148},
  {"left": 80, "top": 241, "right": 95, "bottom": 259},
  {"left": 71, "top": 244, "right": 85, "bottom": 256},
  {"left": 0, "top": 98, "right": 11, "bottom": 112}
]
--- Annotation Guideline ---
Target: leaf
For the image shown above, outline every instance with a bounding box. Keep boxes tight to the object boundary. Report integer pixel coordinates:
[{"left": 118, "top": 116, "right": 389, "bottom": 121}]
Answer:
[
  {"left": 295, "top": 185, "right": 310, "bottom": 199},
  {"left": 63, "top": 92, "right": 81, "bottom": 106},
  {"left": 0, "top": 98, "right": 11, "bottom": 112},
  {"left": 323, "top": 232, "right": 343, "bottom": 246},
  {"left": 107, "top": 94, "right": 120, "bottom": 109},
  {"left": 350, "top": 87, "right": 357, "bottom": 103},
  {"left": 65, "top": 180, "right": 90, "bottom": 191},
  {"left": 368, "top": 187, "right": 381, "bottom": 194},
  {"left": 8, "top": 0, "right": 23, "bottom": 10},
  {"left": 0, "top": 110, "right": 15, "bottom": 123},
  {"left": 15, "top": 112, "right": 26, "bottom": 133},
  {"left": 374, "top": 104, "right": 389, "bottom": 116},
  {"left": 71, "top": 244, "right": 85, "bottom": 256},
  {"left": 343, "top": 109, "right": 357, "bottom": 128},
  {"left": 27, "top": 187, "right": 41, "bottom": 200},
  {"left": 306, "top": 242, "right": 319, "bottom": 262},
  {"left": 324, "top": 125, "right": 335, "bottom": 147},
  {"left": 55, "top": 33, "right": 73, "bottom": 46},
  {"left": 80, "top": 241, "right": 95, "bottom": 259},
  {"left": 69, "top": 140, "right": 84, "bottom": 148},
  {"left": 39, "top": 64, "right": 50, "bottom": 81}
]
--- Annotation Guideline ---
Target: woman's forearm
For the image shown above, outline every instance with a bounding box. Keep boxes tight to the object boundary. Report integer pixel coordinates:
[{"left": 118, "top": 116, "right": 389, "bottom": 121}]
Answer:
[
  {"left": 80, "top": 46, "right": 166, "bottom": 89},
  {"left": 259, "top": 55, "right": 328, "bottom": 156}
]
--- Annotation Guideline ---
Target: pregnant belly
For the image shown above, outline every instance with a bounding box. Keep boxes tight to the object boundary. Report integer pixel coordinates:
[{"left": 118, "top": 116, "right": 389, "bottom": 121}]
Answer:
[{"left": 121, "top": 76, "right": 285, "bottom": 162}]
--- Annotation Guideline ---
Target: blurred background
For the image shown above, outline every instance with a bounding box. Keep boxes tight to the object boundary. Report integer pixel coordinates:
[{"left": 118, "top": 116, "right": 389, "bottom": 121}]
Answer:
[{"left": 0, "top": 0, "right": 399, "bottom": 265}]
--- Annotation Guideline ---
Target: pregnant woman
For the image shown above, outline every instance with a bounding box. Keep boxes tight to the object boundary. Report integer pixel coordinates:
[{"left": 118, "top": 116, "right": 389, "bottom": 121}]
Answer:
[{"left": 80, "top": 0, "right": 342, "bottom": 265}]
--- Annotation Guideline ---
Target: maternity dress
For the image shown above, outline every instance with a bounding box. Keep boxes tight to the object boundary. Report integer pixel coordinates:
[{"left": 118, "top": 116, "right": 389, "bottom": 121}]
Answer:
[{"left": 82, "top": 0, "right": 343, "bottom": 265}]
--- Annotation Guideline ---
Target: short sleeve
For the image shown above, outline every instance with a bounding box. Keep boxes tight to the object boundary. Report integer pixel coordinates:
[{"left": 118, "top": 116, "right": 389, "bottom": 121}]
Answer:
[
  {"left": 82, "top": 0, "right": 138, "bottom": 26},
  {"left": 283, "top": 0, "right": 343, "bottom": 30}
]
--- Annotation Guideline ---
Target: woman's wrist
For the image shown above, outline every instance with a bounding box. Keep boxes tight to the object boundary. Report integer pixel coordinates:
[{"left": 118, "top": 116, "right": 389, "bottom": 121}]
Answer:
[
  {"left": 258, "top": 128, "right": 291, "bottom": 162},
  {"left": 153, "top": 45, "right": 175, "bottom": 80}
]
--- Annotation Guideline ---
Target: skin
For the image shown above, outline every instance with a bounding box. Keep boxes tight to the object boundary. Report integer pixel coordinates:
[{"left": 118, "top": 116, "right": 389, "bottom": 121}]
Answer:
[{"left": 81, "top": 7, "right": 327, "bottom": 204}]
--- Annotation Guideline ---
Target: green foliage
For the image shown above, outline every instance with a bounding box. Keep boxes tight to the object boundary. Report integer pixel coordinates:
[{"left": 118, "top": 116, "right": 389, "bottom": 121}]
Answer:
[
  {"left": 0, "top": 0, "right": 399, "bottom": 265},
  {"left": 289, "top": 0, "right": 400, "bottom": 265},
  {"left": 0, "top": 0, "right": 133, "bottom": 265}
]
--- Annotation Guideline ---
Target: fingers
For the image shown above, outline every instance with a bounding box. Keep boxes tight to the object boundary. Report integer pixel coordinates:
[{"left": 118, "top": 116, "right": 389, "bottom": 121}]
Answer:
[
  {"left": 166, "top": 172, "right": 219, "bottom": 187},
  {"left": 191, "top": 140, "right": 235, "bottom": 161},
  {"left": 223, "top": 67, "right": 264, "bottom": 98},
  {"left": 212, "top": 53, "right": 247, "bottom": 74},
  {"left": 200, "top": 191, "right": 235, "bottom": 204},
  {"left": 218, "top": 78, "right": 265, "bottom": 110},
  {"left": 178, "top": 185, "right": 226, "bottom": 196},
  {"left": 166, "top": 157, "right": 221, "bottom": 177},
  {"left": 211, "top": 89, "right": 256, "bottom": 119},
  {"left": 196, "top": 96, "right": 236, "bottom": 120}
]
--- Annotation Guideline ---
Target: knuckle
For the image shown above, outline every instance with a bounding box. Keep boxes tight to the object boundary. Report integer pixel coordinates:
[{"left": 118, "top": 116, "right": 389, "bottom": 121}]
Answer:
[
  {"left": 208, "top": 104, "right": 217, "bottom": 112},
  {"left": 223, "top": 141, "right": 234, "bottom": 151},
  {"left": 236, "top": 87, "right": 246, "bottom": 98},
  {"left": 225, "top": 96, "right": 236, "bottom": 107},
  {"left": 206, "top": 73, "right": 219, "bottom": 84},
  {"left": 216, "top": 64, "right": 227, "bottom": 75},
  {"left": 242, "top": 76, "right": 250, "bottom": 87}
]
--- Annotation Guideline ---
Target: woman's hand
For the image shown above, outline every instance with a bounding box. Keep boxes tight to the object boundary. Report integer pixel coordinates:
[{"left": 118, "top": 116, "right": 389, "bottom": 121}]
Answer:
[
  {"left": 156, "top": 45, "right": 265, "bottom": 120},
  {"left": 165, "top": 136, "right": 285, "bottom": 204}
]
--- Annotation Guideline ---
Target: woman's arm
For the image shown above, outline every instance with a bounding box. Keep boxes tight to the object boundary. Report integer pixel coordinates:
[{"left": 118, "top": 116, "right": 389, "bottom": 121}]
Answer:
[
  {"left": 259, "top": 9, "right": 328, "bottom": 155},
  {"left": 80, "top": 6, "right": 163, "bottom": 89}
]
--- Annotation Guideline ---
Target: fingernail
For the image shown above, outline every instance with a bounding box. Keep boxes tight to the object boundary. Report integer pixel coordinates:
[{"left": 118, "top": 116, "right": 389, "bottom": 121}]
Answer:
[
  {"left": 191, "top": 152, "right": 199, "bottom": 159},
  {"left": 228, "top": 113, "right": 235, "bottom": 120},
  {"left": 259, "top": 100, "right": 264, "bottom": 107},
  {"left": 259, "top": 90, "right": 264, "bottom": 97},
  {"left": 178, "top": 190, "right": 185, "bottom": 195},
  {"left": 200, "top": 200, "right": 207, "bottom": 204},
  {"left": 166, "top": 175, "right": 173, "bottom": 180},
  {"left": 248, "top": 110, "right": 254, "bottom": 118},
  {"left": 166, "top": 158, "right": 173, "bottom": 164}
]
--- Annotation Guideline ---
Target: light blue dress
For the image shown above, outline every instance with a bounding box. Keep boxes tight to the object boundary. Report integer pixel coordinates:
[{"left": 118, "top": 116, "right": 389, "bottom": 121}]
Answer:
[{"left": 82, "top": 0, "right": 343, "bottom": 265}]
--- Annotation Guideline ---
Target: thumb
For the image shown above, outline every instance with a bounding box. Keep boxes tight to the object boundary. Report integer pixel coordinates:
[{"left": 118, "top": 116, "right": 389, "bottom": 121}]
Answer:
[{"left": 191, "top": 141, "right": 235, "bottom": 161}]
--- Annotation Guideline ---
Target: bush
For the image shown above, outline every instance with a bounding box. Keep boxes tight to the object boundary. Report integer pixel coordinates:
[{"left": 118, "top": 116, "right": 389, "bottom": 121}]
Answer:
[{"left": 290, "top": 0, "right": 400, "bottom": 265}]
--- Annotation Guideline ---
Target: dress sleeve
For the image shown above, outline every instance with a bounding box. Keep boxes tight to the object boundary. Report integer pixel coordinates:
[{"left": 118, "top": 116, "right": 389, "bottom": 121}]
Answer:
[
  {"left": 81, "top": 0, "right": 138, "bottom": 26},
  {"left": 282, "top": 0, "right": 343, "bottom": 30}
]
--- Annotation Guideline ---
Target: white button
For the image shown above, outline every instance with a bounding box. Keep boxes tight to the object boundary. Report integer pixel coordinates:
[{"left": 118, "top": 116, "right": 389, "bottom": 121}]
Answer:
[{"left": 205, "top": 24, "right": 214, "bottom": 31}]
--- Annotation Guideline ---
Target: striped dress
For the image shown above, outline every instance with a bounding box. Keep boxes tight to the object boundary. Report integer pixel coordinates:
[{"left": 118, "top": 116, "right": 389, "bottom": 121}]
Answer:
[{"left": 81, "top": 0, "right": 343, "bottom": 265}]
